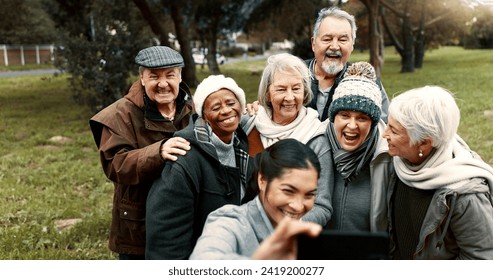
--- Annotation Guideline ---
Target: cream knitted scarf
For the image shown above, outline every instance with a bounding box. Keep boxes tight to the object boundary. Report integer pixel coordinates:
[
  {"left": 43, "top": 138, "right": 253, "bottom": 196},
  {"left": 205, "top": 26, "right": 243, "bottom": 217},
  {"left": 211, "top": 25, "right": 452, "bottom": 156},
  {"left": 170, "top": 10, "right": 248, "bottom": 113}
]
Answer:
[
  {"left": 393, "top": 135, "right": 493, "bottom": 192},
  {"left": 252, "top": 105, "right": 327, "bottom": 148}
]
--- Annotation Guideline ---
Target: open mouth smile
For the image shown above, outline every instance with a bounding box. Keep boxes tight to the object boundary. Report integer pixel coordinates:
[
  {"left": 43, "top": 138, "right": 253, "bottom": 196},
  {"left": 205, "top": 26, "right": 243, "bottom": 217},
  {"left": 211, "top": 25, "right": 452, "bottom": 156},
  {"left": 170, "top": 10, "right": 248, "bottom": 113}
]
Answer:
[
  {"left": 343, "top": 132, "right": 359, "bottom": 141},
  {"left": 281, "top": 209, "right": 302, "bottom": 220}
]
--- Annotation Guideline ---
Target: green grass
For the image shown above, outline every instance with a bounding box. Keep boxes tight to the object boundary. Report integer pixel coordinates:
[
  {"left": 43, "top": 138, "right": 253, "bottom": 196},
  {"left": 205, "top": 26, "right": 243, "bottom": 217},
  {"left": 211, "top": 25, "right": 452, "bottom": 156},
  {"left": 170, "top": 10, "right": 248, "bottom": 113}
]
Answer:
[
  {"left": 0, "top": 46, "right": 492, "bottom": 259},
  {"left": 0, "top": 63, "right": 56, "bottom": 72},
  {"left": 0, "top": 75, "right": 115, "bottom": 259}
]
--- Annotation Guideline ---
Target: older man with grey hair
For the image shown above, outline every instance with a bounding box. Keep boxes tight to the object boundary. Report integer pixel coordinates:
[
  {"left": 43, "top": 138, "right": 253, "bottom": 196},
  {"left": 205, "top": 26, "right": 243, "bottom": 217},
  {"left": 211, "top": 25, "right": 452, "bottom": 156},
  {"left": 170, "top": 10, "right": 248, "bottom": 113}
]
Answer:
[
  {"left": 89, "top": 46, "right": 193, "bottom": 259},
  {"left": 306, "top": 6, "right": 389, "bottom": 122}
]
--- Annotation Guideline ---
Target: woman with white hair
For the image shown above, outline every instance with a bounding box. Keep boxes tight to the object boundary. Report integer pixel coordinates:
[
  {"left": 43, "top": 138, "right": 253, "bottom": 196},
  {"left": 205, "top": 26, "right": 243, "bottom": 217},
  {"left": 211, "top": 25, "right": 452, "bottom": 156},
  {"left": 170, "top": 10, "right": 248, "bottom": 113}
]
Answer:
[
  {"left": 383, "top": 86, "right": 493, "bottom": 259},
  {"left": 243, "top": 52, "right": 328, "bottom": 156},
  {"left": 242, "top": 53, "right": 330, "bottom": 227}
]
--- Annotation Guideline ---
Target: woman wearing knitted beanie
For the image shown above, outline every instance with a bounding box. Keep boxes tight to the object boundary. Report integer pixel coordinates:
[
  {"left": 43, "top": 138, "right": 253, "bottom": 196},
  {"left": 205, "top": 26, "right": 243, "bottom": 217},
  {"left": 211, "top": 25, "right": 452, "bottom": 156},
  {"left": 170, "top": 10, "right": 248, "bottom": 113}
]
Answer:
[
  {"left": 383, "top": 86, "right": 493, "bottom": 259},
  {"left": 308, "top": 61, "right": 395, "bottom": 234},
  {"left": 145, "top": 75, "right": 255, "bottom": 259}
]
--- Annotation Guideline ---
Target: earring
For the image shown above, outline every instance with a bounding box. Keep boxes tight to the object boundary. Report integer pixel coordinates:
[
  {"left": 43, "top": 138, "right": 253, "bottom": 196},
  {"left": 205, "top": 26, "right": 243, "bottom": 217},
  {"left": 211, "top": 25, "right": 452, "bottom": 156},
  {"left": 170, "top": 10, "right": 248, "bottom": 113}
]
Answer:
[{"left": 418, "top": 150, "right": 423, "bottom": 157}]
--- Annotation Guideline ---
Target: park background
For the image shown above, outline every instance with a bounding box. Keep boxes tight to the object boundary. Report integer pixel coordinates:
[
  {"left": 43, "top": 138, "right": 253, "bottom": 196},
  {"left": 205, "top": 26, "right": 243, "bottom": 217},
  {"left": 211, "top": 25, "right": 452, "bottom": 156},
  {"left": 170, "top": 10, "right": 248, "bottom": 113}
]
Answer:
[{"left": 0, "top": 0, "right": 492, "bottom": 260}]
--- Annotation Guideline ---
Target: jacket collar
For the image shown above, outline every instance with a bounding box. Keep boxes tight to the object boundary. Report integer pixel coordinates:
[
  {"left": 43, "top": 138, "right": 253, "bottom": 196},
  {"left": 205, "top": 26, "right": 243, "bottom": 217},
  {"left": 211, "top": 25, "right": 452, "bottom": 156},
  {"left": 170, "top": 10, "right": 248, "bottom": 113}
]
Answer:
[{"left": 125, "top": 79, "right": 192, "bottom": 121}]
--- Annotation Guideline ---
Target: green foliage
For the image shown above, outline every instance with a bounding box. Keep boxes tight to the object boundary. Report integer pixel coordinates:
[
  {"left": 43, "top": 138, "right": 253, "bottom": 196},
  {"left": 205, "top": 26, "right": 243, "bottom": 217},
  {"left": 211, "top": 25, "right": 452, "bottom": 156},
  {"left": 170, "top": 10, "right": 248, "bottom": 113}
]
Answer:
[
  {"left": 464, "top": 6, "right": 493, "bottom": 49},
  {"left": 50, "top": 0, "right": 153, "bottom": 112},
  {"left": 0, "top": 0, "right": 57, "bottom": 44},
  {"left": 0, "top": 46, "right": 492, "bottom": 259}
]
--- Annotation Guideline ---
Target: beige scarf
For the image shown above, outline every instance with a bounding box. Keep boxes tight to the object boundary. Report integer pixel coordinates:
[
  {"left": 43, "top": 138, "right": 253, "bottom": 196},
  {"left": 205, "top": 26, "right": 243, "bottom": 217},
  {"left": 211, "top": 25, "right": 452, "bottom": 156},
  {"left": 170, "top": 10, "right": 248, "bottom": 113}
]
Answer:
[
  {"left": 393, "top": 135, "right": 493, "bottom": 192},
  {"left": 246, "top": 105, "right": 327, "bottom": 148}
]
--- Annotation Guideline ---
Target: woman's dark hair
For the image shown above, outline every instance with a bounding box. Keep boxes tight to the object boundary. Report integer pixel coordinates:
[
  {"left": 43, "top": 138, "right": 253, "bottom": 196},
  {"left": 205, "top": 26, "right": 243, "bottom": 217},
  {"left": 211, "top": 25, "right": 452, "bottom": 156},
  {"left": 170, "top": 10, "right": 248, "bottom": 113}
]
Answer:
[{"left": 246, "top": 139, "right": 321, "bottom": 196}]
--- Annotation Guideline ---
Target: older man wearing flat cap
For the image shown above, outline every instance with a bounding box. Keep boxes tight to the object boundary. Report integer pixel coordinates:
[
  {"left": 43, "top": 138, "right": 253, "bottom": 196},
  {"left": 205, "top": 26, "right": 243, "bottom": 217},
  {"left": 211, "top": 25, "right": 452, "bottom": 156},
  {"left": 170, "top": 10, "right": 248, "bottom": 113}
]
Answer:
[{"left": 89, "top": 46, "right": 193, "bottom": 260}]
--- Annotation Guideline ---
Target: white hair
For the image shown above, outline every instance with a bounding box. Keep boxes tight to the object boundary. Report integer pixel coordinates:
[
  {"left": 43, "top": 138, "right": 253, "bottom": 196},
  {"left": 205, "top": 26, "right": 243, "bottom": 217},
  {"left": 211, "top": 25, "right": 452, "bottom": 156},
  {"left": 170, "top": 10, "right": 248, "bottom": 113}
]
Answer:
[
  {"left": 258, "top": 53, "right": 312, "bottom": 108},
  {"left": 389, "top": 86, "right": 460, "bottom": 148},
  {"left": 313, "top": 7, "right": 357, "bottom": 45}
]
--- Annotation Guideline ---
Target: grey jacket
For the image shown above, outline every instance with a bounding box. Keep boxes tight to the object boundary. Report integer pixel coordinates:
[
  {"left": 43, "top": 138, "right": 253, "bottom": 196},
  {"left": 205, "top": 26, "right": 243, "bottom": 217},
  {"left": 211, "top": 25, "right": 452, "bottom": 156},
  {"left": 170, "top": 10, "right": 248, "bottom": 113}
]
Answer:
[
  {"left": 189, "top": 197, "right": 273, "bottom": 260},
  {"left": 307, "top": 120, "right": 395, "bottom": 231},
  {"left": 304, "top": 127, "right": 333, "bottom": 226},
  {"left": 390, "top": 178, "right": 493, "bottom": 259}
]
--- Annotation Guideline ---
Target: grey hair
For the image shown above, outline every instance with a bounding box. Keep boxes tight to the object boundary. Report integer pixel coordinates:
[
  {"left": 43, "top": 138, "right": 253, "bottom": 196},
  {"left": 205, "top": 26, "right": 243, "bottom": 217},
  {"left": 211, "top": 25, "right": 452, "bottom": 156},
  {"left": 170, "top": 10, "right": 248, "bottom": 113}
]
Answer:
[
  {"left": 389, "top": 86, "right": 460, "bottom": 149},
  {"left": 258, "top": 53, "right": 313, "bottom": 108},
  {"left": 313, "top": 7, "right": 357, "bottom": 45}
]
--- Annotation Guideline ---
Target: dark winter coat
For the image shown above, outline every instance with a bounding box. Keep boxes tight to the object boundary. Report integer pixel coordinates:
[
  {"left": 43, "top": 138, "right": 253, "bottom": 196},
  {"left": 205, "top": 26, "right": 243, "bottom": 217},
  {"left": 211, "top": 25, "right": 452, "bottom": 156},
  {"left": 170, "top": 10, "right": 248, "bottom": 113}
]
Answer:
[
  {"left": 145, "top": 114, "right": 254, "bottom": 260},
  {"left": 89, "top": 80, "right": 193, "bottom": 255}
]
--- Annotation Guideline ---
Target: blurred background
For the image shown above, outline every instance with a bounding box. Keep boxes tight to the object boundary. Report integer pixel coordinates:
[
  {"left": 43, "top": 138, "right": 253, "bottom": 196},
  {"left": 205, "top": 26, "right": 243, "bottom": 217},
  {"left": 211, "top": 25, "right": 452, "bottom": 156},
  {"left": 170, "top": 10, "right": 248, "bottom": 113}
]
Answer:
[{"left": 1, "top": 0, "right": 492, "bottom": 111}]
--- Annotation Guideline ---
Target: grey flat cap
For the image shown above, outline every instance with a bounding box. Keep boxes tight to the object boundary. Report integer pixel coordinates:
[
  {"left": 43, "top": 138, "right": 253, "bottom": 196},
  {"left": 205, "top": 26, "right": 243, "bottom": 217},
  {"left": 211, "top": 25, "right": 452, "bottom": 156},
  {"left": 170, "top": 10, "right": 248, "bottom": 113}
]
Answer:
[{"left": 135, "top": 46, "right": 184, "bottom": 69}]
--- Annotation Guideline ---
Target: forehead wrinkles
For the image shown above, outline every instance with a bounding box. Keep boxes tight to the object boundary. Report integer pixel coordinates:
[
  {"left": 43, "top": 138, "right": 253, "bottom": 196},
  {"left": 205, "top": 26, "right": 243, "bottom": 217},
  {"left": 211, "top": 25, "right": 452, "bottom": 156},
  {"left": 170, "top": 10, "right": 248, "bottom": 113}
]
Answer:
[
  {"left": 271, "top": 70, "right": 302, "bottom": 86},
  {"left": 318, "top": 18, "right": 352, "bottom": 38}
]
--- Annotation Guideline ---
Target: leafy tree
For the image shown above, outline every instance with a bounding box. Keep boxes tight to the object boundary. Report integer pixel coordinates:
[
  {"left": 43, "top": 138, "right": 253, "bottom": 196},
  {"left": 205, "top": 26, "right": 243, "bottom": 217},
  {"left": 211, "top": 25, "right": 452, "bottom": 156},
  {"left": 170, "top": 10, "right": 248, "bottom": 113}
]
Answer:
[
  {"left": 466, "top": 6, "right": 493, "bottom": 49},
  {"left": 381, "top": 0, "right": 470, "bottom": 72},
  {"left": 47, "top": 0, "right": 153, "bottom": 111},
  {"left": 133, "top": 0, "right": 200, "bottom": 87},
  {"left": 245, "top": 0, "right": 326, "bottom": 60},
  {"left": 195, "top": 0, "right": 262, "bottom": 74},
  {"left": 0, "top": 0, "right": 56, "bottom": 44}
]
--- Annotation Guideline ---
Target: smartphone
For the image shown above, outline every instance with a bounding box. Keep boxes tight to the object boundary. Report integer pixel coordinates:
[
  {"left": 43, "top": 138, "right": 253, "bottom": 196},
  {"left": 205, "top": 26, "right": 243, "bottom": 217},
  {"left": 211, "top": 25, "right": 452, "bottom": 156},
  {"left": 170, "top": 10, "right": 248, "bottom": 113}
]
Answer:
[{"left": 297, "top": 230, "right": 390, "bottom": 260}]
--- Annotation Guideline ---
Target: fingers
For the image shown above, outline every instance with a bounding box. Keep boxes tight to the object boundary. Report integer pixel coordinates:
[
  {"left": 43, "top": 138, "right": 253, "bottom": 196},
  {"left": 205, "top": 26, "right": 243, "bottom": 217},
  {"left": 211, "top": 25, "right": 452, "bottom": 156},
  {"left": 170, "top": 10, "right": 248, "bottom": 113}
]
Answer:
[
  {"left": 161, "top": 137, "right": 191, "bottom": 161},
  {"left": 246, "top": 100, "right": 260, "bottom": 116},
  {"left": 251, "top": 217, "right": 322, "bottom": 260},
  {"left": 246, "top": 103, "right": 255, "bottom": 116},
  {"left": 275, "top": 217, "right": 323, "bottom": 240},
  {"left": 252, "top": 100, "right": 259, "bottom": 111}
]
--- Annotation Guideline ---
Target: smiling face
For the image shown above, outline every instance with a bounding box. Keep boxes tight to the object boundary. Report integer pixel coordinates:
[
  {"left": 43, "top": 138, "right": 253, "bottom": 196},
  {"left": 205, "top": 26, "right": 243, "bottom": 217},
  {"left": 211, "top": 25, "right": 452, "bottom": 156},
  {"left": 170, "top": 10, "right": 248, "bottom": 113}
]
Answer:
[
  {"left": 383, "top": 115, "right": 423, "bottom": 164},
  {"left": 334, "top": 110, "right": 372, "bottom": 152},
  {"left": 140, "top": 67, "right": 182, "bottom": 109},
  {"left": 268, "top": 68, "right": 305, "bottom": 125},
  {"left": 311, "top": 16, "right": 354, "bottom": 77},
  {"left": 203, "top": 89, "right": 242, "bottom": 143},
  {"left": 259, "top": 167, "right": 318, "bottom": 227}
]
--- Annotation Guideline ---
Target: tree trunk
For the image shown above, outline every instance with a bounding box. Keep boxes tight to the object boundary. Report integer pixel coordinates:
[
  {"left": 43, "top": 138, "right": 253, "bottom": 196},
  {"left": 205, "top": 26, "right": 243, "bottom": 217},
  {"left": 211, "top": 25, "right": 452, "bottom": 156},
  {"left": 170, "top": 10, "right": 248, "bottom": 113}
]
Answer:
[
  {"left": 381, "top": 7, "right": 403, "bottom": 57},
  {"left": 132, "top": 0, "right": 170, "bottom": 47},
  {"left": 361, "top": 0, "right": 384, "bottom": 78},
  {"left": 400, "top": 14, "right": 414, "bottom": 73},
  {"left": 380, "top": 0, "right": 415, "bottom": 73},
  {"left": 205, "top": 16, "right": 221, "bottom": 75},
  {"left": 414, "top": 0, "right": 426, "bottom": 68},
  {"left": 170, "top": 3, "right": 198, "bottom": 88}
]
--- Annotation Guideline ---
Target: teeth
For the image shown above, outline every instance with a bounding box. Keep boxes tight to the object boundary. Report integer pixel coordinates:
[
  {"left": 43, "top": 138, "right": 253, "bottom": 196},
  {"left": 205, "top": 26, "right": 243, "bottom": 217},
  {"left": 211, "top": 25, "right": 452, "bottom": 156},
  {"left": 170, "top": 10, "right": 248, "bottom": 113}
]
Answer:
[
  {"left": 222, "top": 116, "right": 236, "bottom": 123},
  {"left": 281, "top": 210, "right": 300, "bottom": 219},
  {"left": 344, "top": 132, "right": 357, "bottom": 137}
]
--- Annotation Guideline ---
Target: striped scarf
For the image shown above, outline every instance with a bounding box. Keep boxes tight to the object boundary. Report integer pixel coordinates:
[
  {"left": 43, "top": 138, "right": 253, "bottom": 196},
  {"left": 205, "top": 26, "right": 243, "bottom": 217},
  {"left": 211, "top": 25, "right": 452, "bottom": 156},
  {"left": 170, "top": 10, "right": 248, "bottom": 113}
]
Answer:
[
  {"left": 194, "top": 117, "right": 249, "bottom": 199},
  {"left": 326, "top": 122, "right": 378, "bottom": 182}
]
